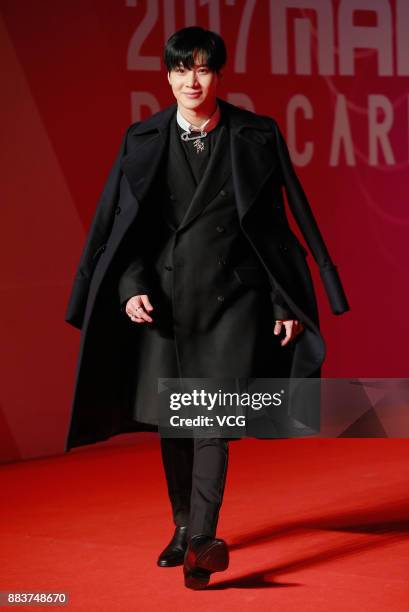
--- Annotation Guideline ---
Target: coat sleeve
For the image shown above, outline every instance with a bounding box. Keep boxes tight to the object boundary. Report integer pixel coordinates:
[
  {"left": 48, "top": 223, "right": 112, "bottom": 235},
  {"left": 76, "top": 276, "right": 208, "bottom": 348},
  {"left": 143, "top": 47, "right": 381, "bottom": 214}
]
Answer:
[
  {"left": 271, "top": 292, "right": 295, "bottom": 320},
  {"left": 64, "top": 124, "right": 135, "bottom": 330},
  {"left": 118, "top": 256, "right": 151, "bottom": 313},
  {"left": 272, "top": 119, "right": 350, "bottom": 315}
]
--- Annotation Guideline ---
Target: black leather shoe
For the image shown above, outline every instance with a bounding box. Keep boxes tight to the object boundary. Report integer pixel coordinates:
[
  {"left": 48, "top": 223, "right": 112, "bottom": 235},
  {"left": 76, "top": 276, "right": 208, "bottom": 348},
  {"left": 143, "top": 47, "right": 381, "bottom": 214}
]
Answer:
[
  {"left": 183, "top": 535, "right": 229, "bottom": 589},
  {"left": 157, "top": 526, "right": 189, "bottom": 567}
]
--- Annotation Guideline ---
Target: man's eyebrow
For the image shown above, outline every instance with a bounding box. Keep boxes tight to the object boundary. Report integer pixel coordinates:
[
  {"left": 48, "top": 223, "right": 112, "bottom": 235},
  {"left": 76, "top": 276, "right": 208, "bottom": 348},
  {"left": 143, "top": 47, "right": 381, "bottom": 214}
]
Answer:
[{"left": 176, "top": 63, "right": 208, "bottom": 68}]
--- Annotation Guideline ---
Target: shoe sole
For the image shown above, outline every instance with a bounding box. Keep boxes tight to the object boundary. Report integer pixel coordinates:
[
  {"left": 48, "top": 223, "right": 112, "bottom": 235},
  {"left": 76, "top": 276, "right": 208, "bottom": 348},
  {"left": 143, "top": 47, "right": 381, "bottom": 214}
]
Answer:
[
  {"left": 184, "top": 568, "right": 212, "bottom": 590},
  {"left": 196, "top": 540, "right": 229, "bottom": 572},
  {"left": 184, "top": 540, "right": 229, "bottom": 589}
]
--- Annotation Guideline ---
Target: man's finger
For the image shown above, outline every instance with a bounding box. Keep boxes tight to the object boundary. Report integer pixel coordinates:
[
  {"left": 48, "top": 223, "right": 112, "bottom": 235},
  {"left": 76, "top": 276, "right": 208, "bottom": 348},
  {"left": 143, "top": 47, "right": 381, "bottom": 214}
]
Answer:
[
  {"left": 129, "top": 295, "right": 153, "bottom": 323},
  {"left": 129, "top": 315, "right": 144, "bottom": 323},
  {"left": 274, "top": 321, "right": 283, "bottom": 335},
  {"left": 280, "top": 321, "right": 294, "bottom": 346},
  {"left": 125, "top": 306, "right": 144, "bottom": 324},
  {"left": 132, "top": 304, "right": 153, "bottom": 323},
  {"left": 280, "top": 320, "right": 306, "bottom": 345},
  {"left": 140, "top": 294, "right": 154, "bottom": 312},
  {"left": 135, "top": 295, "right": 153, "bottom": 322}
]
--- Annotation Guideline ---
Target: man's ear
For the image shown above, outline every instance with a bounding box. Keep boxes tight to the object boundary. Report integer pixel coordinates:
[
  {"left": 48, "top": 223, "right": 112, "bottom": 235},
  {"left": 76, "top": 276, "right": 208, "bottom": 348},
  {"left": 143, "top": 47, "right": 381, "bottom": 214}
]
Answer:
[{"left": 167, "top": 71, "right": 171, "bottom": 85}]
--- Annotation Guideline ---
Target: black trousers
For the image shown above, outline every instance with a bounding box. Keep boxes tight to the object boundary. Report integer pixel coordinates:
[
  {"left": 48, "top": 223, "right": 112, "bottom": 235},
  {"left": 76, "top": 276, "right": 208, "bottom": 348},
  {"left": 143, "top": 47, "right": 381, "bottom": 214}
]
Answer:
[{"left": 160, "top": 436, "right": 229, "bottom": 539}]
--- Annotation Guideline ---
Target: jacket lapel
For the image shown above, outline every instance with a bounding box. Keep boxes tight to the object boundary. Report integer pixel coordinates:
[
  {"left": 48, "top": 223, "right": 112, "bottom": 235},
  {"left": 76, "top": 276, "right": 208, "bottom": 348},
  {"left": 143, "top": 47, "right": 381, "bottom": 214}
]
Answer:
[{"left": 176, "top": 123, "right": 231, "bottom": 231}]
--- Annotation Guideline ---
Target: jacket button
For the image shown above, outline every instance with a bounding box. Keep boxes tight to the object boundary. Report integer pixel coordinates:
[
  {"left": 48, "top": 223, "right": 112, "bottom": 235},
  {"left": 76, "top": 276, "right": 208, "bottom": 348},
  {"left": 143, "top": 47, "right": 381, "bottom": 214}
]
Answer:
[
  {"left": 217, "top": 295, "right": 225, "bottom": 302},
  {"left": 218, "top": 257, "right": 227, "bottom": 266},
  {"left": 164, "top": 265, "right": 173, "bottom": 271},
  {"left": 279, "top": 243, "right": 288, "bottom": 251},
  {"left": 101, "top": 245, "right": 106, "bottom": 252},
  {"left": 169, "top": 193, "right": 176, "bottom": 200},
  {"left": 216, "top": 225, "right": 225, "bottom": 233},
  {"left": 220, "top": 189, "right": 228, "bottom": 197},
  {"left": 115, "top": 206, "right": 121, "bottom": 215}
]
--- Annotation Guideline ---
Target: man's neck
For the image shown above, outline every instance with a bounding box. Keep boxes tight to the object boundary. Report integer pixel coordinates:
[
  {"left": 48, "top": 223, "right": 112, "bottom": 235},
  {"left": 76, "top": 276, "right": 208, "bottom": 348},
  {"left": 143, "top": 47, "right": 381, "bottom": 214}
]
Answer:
[{"left": 178, "top": 101, "right": 218, "bottom": 128}]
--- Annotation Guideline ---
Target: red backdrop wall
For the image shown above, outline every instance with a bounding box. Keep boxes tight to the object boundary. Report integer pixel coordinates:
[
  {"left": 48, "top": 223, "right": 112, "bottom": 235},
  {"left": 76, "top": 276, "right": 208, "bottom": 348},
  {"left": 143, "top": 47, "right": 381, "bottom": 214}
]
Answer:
[{"left": 1, "top": 0, "right": 407, "bottom": 461}]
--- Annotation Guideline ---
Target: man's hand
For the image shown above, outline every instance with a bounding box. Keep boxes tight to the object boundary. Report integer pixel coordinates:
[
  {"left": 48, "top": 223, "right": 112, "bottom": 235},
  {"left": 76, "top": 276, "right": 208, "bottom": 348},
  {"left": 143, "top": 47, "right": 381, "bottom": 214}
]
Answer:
[
  {"left": 274, "top": 319, "right": 305, "bottom": 346},
  {"left": 125, "top": 294, "right": 154, "bottom": 323}
]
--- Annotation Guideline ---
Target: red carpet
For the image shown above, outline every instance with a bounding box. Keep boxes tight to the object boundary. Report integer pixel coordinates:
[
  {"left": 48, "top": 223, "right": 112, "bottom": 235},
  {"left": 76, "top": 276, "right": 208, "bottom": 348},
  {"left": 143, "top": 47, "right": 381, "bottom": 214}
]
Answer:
[{"left": 1, "top": 437, "right": 408, "bottom": 610}]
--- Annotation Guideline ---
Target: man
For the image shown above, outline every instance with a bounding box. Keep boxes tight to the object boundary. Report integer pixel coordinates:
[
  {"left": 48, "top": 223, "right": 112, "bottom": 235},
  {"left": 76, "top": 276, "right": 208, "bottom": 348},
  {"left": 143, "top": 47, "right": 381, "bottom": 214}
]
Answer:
[{"left": 64, "top": 27, "right": 349, "bottom": 590}]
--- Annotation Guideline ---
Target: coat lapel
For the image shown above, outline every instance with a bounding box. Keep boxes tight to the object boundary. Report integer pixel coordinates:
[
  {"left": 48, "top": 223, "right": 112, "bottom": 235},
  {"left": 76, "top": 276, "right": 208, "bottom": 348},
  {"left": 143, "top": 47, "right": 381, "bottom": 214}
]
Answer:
[
  {"left": 176, "top": 123, "right": 231, "bottom": 230},
  {"left": 121, "top": 97, "right": 277, "bottom": 225},
  {"left": 230, "top": 127, "right": 277, "bottom": 223},
  {"left": 120, "top": 104, "right": 176, "bottom": 203}
]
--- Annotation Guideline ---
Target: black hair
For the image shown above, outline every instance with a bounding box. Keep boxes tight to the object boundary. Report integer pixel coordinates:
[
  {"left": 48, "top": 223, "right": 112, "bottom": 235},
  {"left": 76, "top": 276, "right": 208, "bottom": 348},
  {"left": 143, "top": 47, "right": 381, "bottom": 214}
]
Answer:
[{"left": 163, "top": 26, "right": 227, "bottom": 74}]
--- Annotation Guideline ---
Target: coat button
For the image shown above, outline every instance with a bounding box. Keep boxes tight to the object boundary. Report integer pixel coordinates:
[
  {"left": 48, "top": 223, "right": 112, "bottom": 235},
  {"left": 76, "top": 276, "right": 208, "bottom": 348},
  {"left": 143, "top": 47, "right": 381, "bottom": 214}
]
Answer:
[
  {"left": 279, "top": 243, "right": 288, "bottom": 251},
  {"left": 216, "top": 225, "right": 225, "bottom": 233},
  {"left": 164, "top": 265, "right": 173, "bottom": 271},
  {"left": 115, "top": 205, "right": 121, "bottom": 215},
  {"left": 169, "top": 193, "right": 176, "bottom": 200},
  {"left": 220, "top": 189, "right": 228, "bottom": 197},
  {"left": 217, "top": 295, "right": 225, "bottom": 302},
  {"left": 218, "top": 257, "right": 227, "bottom": 266}
]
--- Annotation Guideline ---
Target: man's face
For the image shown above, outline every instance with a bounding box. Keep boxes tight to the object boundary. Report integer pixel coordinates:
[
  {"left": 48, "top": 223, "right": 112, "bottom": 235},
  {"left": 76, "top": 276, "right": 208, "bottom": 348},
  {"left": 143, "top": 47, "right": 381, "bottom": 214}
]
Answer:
[{"left": 167, "top": 52, "right": 222, "bottom": 113}]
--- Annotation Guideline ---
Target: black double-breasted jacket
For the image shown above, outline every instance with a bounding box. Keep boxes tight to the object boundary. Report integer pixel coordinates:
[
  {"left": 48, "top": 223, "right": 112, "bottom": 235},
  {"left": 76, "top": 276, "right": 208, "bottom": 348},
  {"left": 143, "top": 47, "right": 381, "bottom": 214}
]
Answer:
[{"left": 64, "top": 97, "right": 349, "bottom": 451}]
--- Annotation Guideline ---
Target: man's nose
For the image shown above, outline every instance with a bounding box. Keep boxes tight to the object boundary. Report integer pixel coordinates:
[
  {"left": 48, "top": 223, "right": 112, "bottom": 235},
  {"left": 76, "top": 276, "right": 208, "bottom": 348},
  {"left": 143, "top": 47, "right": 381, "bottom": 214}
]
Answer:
[{"left": 185, "top": 70, "right": 198, "bottom": 87}]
